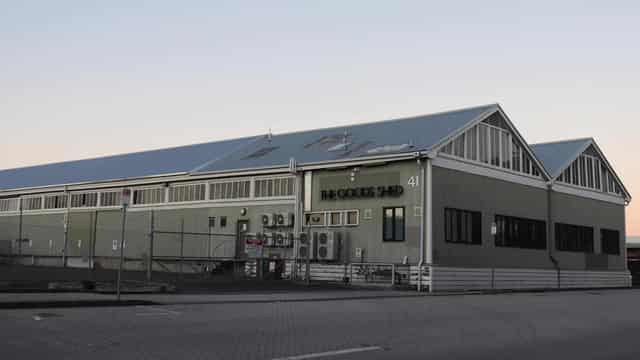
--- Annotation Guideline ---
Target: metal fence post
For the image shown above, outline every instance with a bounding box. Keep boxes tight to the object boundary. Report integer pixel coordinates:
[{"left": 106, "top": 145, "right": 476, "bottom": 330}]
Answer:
[
  {"left": 305, "top": 230, "right": 311, "bottom": 285},
  {"left": 90, "top": 210, "right": 98, "bottom": 280},
  {"left": 116, "top": 203, "right": 128, "bottom": 301},
  {"left": 392, "top": 264, "right": 396, "bottom": 286},
  {"left": 147, "top": 210, "right": 154, "bottom": 282},
  {"left": 17, "top": 198, "right": 23, "bottom": 263},
  {"left": 179, "top": 219, "right": 185, "bottom": 283}
]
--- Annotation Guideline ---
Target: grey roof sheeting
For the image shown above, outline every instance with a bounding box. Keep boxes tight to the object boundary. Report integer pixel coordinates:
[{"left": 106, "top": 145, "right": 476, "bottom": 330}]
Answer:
[
  {"left": 0, "top": 137, "right": 257, "bottom": 191},
  {"left": 530, "top": 138, "right": 592, "bottom": 178},
  {"left": 194, "top": 104, "right": 499, "bottom": 174},
  {"left": 0, "top": 103, "right": 519, "bottom": 191}
]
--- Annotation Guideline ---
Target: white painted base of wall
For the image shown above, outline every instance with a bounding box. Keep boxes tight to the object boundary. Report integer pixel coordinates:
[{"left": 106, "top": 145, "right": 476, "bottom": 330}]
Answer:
[
  {"left": 429, "top": 266, "right": 632, "bottom": 292},
  {"left": 245, "top": 261, "right": 430, "bottom": 287}
]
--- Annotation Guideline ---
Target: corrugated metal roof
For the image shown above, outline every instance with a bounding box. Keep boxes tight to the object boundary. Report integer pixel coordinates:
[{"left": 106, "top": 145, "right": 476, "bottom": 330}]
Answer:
[
  {"left": 195, "top": 104, "right": 499, "bottom": 174},
  {"left": 530, "top": 138, "right": 592, "bottom": 178},
  {"left": 0, "top": 104, "right": 499, "bottom": 191},
  {"left": 0, "top": 137, "right": 257, "bottom": 190}
]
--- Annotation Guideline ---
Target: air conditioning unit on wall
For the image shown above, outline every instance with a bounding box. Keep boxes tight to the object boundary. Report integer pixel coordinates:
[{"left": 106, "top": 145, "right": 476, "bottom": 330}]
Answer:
[
  {"left": 264, "top": 232, "right": 276, "bottom": 247},
  {"left": 284, "top": 233, "right": 294, "bottom": 248},
  {"left": 276, "top": 212, "right": 294, "bottom": 227},
  {"left": 274, "top": 232, "right": 286, "bottom": 247},
  {"left": 261, "top": 213, "right": 276, "bottom": 227},
  {"left": 316, "top": 231, "right": 340, "bottom": 261},
  {"left": 296, "top": 232, "right": 315, "bottom": 260}
]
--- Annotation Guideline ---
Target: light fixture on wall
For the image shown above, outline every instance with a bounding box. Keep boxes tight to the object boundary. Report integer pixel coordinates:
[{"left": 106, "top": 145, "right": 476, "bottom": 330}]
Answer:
[
  {"left": 349, "top": 167, "right": 360, "bottom": 182},
  {"left": 240, "top": 208, "right": 247, "bottom": 216}
]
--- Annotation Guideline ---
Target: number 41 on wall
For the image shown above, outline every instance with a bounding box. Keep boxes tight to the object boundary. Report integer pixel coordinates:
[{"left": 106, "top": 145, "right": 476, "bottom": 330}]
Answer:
[{"left": 407, "top": 176, "right": 420, "bottom": 188}]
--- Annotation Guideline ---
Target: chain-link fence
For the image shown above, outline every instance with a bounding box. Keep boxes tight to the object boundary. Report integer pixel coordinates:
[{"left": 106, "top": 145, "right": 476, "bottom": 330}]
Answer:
[
  {"left": 0, "top": 210, "right": 251, "bottom": 293},
  {"left": 0, "top": 210, "right": 429, "bottom": 292}
]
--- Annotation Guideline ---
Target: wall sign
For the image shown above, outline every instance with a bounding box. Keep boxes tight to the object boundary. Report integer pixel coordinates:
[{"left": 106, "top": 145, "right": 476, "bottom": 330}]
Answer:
[{"left": 321, "top": 185, "right": 404, "bottom": 201}]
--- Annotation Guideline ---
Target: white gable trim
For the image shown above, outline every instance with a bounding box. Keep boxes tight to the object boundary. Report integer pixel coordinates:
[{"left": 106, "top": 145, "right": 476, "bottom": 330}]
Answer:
[
  {"left": 430, "top": 105, "right": 552, "bottom": 181},
  {"left": 551, "top": 138, "right": 631, "bottom": 202}
]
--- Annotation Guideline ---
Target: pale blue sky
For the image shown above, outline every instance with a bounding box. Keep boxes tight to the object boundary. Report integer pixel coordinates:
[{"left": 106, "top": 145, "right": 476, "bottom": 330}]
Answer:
[{"left": 1, "top": 1, "right": 638, "bottom": 233}]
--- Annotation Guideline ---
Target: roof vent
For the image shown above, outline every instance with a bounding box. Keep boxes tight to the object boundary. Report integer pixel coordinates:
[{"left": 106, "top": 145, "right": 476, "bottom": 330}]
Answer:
[{"left": 366, "top": 143, "right": 413, "bottom": 155}]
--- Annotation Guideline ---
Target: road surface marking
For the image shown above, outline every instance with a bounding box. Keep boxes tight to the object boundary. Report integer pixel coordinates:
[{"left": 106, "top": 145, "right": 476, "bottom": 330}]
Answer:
[{"left": 272, "top": 346, "right": 383, "bottom": 360}]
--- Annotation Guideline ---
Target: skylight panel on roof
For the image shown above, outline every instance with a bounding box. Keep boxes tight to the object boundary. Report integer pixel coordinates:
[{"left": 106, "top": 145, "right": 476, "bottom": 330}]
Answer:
[{"left": 366, "top": 143, "right": 414, "bottom": 155}]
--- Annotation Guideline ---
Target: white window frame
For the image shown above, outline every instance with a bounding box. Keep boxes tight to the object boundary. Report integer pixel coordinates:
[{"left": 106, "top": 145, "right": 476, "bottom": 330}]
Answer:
[
  {"left": 208, "top": 177, "right": 252, "bottom": 201},
  {"left": 43, "top": 193, "right": 68, "bottom": 210},
  {"left": 305, "top": 211, "right": 327, "bottom": 227},
  {"left": 0, "top": 198, "right": 20, "bottom": 212},
  {"left": 327, "top": 211, "right": 343, "bottom": 227},
  {"left": 253, "top": 175, "right": 296, "bottom": 200},
  {"left": 344, "top": 209, "right": 360, "bottom": 226},
  {"left": 99, "top": 190, "right": 123, "bottom": 208},
  {"left": 70, "top": 192, "right": 99, "bottom": 208},
  {"left": 439, "top": 122, "right": 542, "bottom": 180},
  {"left": 558, "top": 154, "right": 622, "bottom": 196},
  {"left": 131, "top": 185, "right": 166, "bottom": 206},
  {"left": 168, "top": 182, "right": 207, "bottom": 203}
]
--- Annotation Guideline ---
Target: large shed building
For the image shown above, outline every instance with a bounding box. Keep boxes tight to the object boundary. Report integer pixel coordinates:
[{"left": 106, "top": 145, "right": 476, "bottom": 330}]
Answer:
[{"left": 0, "top": 104, "right": 632, "bottom": 291}]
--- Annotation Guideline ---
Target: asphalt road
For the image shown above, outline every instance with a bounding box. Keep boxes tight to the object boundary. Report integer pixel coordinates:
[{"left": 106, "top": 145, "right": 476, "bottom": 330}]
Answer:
[{"left": 2, "top": 289, "right": 640, "bottom": 360}]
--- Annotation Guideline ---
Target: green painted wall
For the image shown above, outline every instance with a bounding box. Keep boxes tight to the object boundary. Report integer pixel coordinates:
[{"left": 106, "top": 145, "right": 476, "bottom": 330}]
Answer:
[{"left": 310, "top": 160, "right": 423, "bottom": 263}]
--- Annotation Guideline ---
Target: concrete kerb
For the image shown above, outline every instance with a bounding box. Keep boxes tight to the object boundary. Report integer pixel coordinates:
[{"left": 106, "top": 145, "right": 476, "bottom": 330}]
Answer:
[{"left": 0, "top": 286, "right": 636, "bottom": 310}]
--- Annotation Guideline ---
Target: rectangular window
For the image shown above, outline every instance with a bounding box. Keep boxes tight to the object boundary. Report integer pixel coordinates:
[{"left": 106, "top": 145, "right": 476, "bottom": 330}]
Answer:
[
  {"left": 70, "top": 193, "right": 98, "bottom": 208},
  {"left": 501, "top": 132, "right": 511, "bottom": 169},
  {"left": 345, "top": 210, "right": 359, "bottom": 226},
  {"left": 100, "top": 191, "right": 121, "bottom": 207},
  {"left": 444, "top": 208, "right": 482, "bottom": 245},
  {"left": 169, "top": 183, "right": 206, "bottom": 202},
  {"left": 495, "top": 215, "right": 547, "bottom": 249},
  {"left": 383, "top": 207, "right": 405, "bottom": 242},
  {"left": 210, "top": 179, "right": 251, "bottom": 200},
  {"left": 561, "top": 167, "right": 571, "bottom": 183},
  {"left": 22, "top": 197, "right": 42, "bottom": 211},
  {"left": 305, "top": 212, "right": 326, "bottom": 227},
  {"left": 465, "top": 126, "right": 478, "bottom": 161},
  {"left": 607, "top": 170, "right": 615, "bottom": 194},
  {"left": 441, "top": 142, "right": 453, "bottom": 155},
  {"left": 208, "top": 216, "right": 216, "bottom": 228},
  {"left": 0, "top": 198, "right": 19, "bottom": 212},
  {"left": 479, "top": 124, "right": 489, "bottom": 164},
  {"left": 220, "top": 216, "right": 227, "bottom": 228},
  {"left": 532, "top": 166, "right": 540, "bottom": 177},
  {"left": 586, "top": 157, "right": 594, "bottom": 188},
  {"left": 328, "top": 211, "right": 342, "bottom": 226},
  {"left": 601, "top": 229, "right": 620, "bottom": 255},
  {"left": 594, "top": 159, "right": 601, "bottom": 190},
  {"left": 571, "top": 161, "right": 580, "bottom": 185},
  {"left": 254, "top": 177, "right": 294, "bottom": 198},
  {"left": 44, "top": 194, "right": 68, "bottom": 209},
  {"left": 132, "top": 187, "right": 165, "bottom": 205},
  {"left": 555, "top": 223, "right": 594, "bottom": 253},
  {"left": 511, "top": 141, "right": 521, "bottom": 172},
  {"left": 490, "top": 127, "right": 500, "bottom": 167},
  {"left": 578, "top": 156, "right": 587, "bottom": 187},
  {"left": 522, "top": 154, "right": 531, "bottom": 175},
  {"left": 453, "top": 133, "right": 465, "bottom": 158}
]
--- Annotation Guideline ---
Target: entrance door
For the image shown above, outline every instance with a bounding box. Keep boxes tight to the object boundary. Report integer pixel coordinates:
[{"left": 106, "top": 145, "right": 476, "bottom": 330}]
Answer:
[{"left": 236, "top": 220, "right": 249, "bottom": 259}]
